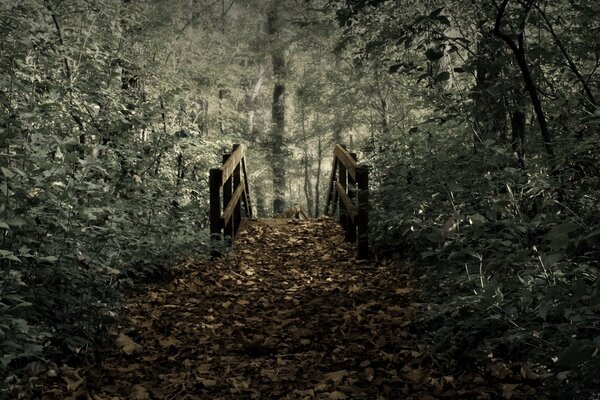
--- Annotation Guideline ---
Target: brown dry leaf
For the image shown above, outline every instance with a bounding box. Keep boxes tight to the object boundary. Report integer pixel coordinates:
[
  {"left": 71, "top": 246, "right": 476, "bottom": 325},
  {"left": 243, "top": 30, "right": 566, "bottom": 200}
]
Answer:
[
  {"left": 403, "top": 367, "right": 424, "bottom": 383},
  {"left": 520, "top": 362, "right": 553, "bottom": 381},
  {"left": 63, "top": 369, "right": 84, "bottom": 392},
  {"left": 488, "top": 362, "right": 511, "bottom": 379},
  {"left": 198, "top": 378, "right": 217, "bottom": 387},
  {"left": 130, "top": 384, "right": 150, "bottom": 400},
  {"left": 115, "top": 334, "right": 140, "bottom": 355},
  {"left": 260, "top": 368, "right": 277, "bottom": 380},
  {"left": 116, "top": 363, "right": 142, "bottom": 373},
  {"left": 328, "top": 391, "right": 348, "bottom": 399},
  {"left": 324, "top": 369, "right": 348, "bottom": 385},
  {"left": 159, "top": 336, "right": 180, "bottom": 348},
  {"left": 502, "top": 383, "right": 519, "bottom": 399}
]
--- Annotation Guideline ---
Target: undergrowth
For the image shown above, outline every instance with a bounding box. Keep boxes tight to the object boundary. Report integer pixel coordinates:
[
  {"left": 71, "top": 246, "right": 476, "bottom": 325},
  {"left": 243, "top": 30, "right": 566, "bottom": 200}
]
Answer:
[{"left": 368, "top": 131, "right": 600, "bottom": 390}]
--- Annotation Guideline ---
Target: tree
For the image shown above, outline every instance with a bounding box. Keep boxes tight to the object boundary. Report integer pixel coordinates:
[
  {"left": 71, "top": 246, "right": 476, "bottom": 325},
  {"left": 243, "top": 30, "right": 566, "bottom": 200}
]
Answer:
[{"left": 267, "top": 0, "right": 287, "bottom": 214}]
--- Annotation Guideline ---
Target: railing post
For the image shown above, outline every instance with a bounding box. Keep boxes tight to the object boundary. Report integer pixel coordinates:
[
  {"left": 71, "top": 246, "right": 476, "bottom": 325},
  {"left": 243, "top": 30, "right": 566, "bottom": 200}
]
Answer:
[
  {"left": 223, "top": 153, "right": 233, "bottom": 238},
  {"left": 338, "top": 145, "right": 348, "bottom": 234},
  {"left": 346, "top": 152, "right": 357, "bottom": 243},
  {"left": 232, "top": 144, "right": 242, "bottom": 236},
  {"left": 356, "top": 164, "right": 369, "bottom": 259},
  {"left": 324, "top": 158, "right": 338, "bottom": 216},
  {"left": 209, "top": 168, "right": 222, "bottom": 256}
]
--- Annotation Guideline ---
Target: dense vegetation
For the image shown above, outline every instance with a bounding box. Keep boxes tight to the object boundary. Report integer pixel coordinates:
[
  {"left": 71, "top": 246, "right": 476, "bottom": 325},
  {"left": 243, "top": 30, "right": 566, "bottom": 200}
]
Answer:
[{"left": 1, "top": 0, "right": 598, "bottom": 395}]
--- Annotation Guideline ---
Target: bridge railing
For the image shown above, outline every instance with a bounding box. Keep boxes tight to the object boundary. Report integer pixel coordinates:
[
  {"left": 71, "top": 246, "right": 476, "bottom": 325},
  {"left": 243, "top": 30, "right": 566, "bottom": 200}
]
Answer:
[
  {"left": 209, "top": 144, "right": 253, "bottom": 250},
  {"left": 324, "top": 144, "right": 369, "bottom": 259}
]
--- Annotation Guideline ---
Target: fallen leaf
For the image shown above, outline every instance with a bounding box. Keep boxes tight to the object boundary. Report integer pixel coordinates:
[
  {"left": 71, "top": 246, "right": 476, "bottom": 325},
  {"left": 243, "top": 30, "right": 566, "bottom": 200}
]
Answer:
[
  {"left": 502, "top": 383, "right": 519, "bottom": 399},
  {"left": 199, "top": 378, "right": 217, "bottom": 387},
  {"left": 325, "top": 369, "right": 348, "bottom": 385},
  {"left": 328, "top": 391, "right": 348, "bottom": 399},
  {"left": 63, "top": 369, "right": 84, "bottom": 392},
  {"left": 488, "top": 362, "right": 511, "bottom": 379},
  {"left": 159, "top": 336, "right": 180, "bottom": 348},
  {"left": 116, "top": 334, "right": 140, "bottom": 355},
  {"left": 130, "top": 384, "right": 150, "bottom": 400}
]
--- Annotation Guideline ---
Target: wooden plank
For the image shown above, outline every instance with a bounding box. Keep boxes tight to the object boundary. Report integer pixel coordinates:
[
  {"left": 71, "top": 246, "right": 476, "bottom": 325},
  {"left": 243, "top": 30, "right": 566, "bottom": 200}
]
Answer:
[
  {"left": 334, "top": 144, "right": 357, "bottom": 180},
  {"left": 356, "top": 164, "right": 369, "bottom": 259},
  {"left": 221, "top": 144, "right": 245, "bottom": 184},
  {"left": 222, "top": 183, "right": 245, "bottom": 226},
  {"left": 335, "top": 182, "right": 355, "bottom": 224}
]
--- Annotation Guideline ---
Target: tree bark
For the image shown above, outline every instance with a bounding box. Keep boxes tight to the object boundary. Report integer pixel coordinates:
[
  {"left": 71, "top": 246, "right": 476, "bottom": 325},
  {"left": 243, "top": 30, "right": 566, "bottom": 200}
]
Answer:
[
  {"left": 218, "top": 88, "right": 226, "bottom": 136},
  {"left": 472, "top": 32, "right": 508, "bottom": 150},
  {"left": 268, "top": 0, "right": 286, "bottom": 214},
  {"left": 536, "top": 5, "right": 597, "bottom": 110},
  {"left": 493, "top": 0, "right": 555, "bottom": 161}
]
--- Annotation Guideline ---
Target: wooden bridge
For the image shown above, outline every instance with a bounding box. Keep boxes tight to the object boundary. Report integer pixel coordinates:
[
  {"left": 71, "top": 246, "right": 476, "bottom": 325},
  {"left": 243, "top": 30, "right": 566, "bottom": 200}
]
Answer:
[{"left": 209, "top": 143, "right": 370, "bottom": 259}]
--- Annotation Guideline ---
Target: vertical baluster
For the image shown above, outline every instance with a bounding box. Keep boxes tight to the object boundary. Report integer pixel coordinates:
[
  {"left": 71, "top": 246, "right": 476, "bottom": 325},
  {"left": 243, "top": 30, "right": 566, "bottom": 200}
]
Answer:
[
  {"left": 356, "top": 164, "right": 369, "bottom": 259},
  {"left": 232, "top": 145, "right": 242, "bottom": 236},
  {"left": 209, "top": 168, "right": 222, "bottom": 257},
  {"left": 347, "top": 152, "right": 357, "bottom": 243},
  {"left": 338, "top": 145, "right": 348, "bottom": 234}
]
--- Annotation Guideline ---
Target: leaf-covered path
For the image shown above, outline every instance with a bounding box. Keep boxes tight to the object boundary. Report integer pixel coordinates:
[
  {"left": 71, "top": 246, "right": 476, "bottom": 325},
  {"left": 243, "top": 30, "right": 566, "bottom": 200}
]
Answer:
[{"left": 37, "top": 219, "right": 549, "bottom": 399}]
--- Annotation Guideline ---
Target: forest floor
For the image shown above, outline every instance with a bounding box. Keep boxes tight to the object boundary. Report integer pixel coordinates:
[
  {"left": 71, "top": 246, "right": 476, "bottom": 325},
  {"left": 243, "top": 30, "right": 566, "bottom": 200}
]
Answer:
[{"left": 28, "top": 218, "right": 558, "bottom": 399}]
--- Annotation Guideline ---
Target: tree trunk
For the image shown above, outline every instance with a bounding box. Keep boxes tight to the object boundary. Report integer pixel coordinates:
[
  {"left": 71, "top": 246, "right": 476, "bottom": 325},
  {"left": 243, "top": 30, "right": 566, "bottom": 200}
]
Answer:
[
  {"left": 268, "top": 0, "right": 286, "bottom": 214},
  {"left": 246, "top": 65, "right": 265, "bottom": 136},
  {"left": 472, "top": 32, "right": 508, "bottom": 151},
  {"left": 493, "top": 0, "right": 554, "bottom": 161},
  {"left": 374, "top": 69, "right": 391, "bottom": 137},
  {"left": 510, "top": 99, "right": 526, "bottom": 169},
  {"left": 218, "top": 88, "right": 226, "bottom": 136}
]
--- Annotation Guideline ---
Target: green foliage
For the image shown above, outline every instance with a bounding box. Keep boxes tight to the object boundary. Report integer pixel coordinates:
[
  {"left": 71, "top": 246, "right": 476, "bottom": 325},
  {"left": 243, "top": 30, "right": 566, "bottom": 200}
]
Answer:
[
  {"left": 329, "top": 0, "right": 600, "bottom": 389},
  {"left": 0, "top": 0, "right": 239, "bottom": 379}
]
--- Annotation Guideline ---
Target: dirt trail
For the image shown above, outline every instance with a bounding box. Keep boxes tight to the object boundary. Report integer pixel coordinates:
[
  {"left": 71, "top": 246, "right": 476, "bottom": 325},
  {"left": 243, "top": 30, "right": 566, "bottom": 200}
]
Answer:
[{"left": 33, "top": 218, "right": 547, "bottom": 399}]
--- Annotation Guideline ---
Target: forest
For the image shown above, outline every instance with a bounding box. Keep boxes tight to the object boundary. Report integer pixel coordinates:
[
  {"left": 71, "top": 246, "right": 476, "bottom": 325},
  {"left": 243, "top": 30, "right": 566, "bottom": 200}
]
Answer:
[{"left": 1, "top": 0, "right": 599, "bottom": 398}]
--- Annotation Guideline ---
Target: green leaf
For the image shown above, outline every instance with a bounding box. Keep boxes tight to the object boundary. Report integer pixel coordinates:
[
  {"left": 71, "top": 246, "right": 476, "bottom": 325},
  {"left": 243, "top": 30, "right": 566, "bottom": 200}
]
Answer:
[
  {"left": 425, "top": 48, "right": 444, "bottom": 61},
  {"left": 556, "top": 340, "right": 594, "bottom": 369},
  {"left": 468, "top": 213, "right": 486, "bottom": 225},
  {"left": 537, "top": 300, "right": 553, "bottom": 320},
  {"left": 1, "top": 167, "right": 15, "bottom": 178},
  {"left": 436, "top": 15, "right": 450, "bottom": 25},
  {"left": 435, "top": 71, "right": 450, "bottom": 83},
  {"left": 584, "top": 229, "right": 600, "bottom": 247},
  {"left": 428, "top": 7, "right": 444, "bottom": 18}
]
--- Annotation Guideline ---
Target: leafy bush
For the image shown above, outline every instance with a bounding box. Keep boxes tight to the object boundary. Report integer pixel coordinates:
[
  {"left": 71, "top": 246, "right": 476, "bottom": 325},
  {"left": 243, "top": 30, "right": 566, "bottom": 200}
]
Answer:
[{"left": 368, "top": 131, "right": 600, "bottom": 385}]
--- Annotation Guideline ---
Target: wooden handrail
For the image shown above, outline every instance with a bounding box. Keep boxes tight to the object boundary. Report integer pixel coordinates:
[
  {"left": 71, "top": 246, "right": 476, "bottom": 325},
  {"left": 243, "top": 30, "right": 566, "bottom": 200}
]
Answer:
[
  {"left": 209, "top": 144, "right": 253, "bottom": 255},
  {"left": 221, "top": 144, "right": 246, "bottom": 184},
  {"left": 333, "top": 144, "right": 357, "bottom": 180},
  {"left": 324, "top": 144, "right": 369, "bottom": 259}
]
